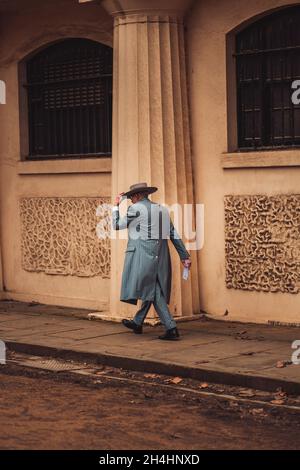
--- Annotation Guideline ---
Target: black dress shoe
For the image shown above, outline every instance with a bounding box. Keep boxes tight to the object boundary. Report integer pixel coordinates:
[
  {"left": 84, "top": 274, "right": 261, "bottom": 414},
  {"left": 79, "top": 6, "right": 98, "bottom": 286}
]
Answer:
[
  {"left": 122, "top": 319, "right": 143, "bottom": 334},
  {"left": 158, "top": 327, "right": 180, "bottom": 341}
]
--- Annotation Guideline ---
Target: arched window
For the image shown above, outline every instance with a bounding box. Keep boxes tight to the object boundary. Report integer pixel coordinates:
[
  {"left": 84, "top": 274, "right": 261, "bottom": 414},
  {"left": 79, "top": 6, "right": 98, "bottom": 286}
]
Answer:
[
  {"left": 23, "top": 38, "right": 112, "bottom": 159},
  {"left": 236, "top": 6, "right": 300, "bottom": 150}
]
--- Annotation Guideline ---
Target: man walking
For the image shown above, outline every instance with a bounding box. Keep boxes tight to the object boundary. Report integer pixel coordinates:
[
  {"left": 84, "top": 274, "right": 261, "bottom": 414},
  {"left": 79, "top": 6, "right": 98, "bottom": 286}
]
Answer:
[{"left": 112, "top": 183, "right": 191, "bottom": 341}]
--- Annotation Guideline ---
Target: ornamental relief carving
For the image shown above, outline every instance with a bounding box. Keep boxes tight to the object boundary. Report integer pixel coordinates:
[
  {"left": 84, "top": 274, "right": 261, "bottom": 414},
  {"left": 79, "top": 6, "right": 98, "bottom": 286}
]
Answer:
[
  {"left": 20, "top": 197, "right": 111, "bottom": 278},
  {"left": 224, "top": 195, "right": 300, "bottom": 294}
]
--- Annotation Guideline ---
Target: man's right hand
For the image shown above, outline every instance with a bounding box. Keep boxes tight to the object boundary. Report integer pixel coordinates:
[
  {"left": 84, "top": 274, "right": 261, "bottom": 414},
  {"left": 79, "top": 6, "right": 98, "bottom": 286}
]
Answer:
[{"left": 114, "top": 192, "right": 125, "bottom": 206}]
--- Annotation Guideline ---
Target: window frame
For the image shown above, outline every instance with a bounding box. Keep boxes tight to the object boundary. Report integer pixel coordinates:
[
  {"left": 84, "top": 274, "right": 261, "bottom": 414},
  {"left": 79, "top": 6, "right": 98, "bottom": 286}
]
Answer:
[
  {"left": 18, "top": 38, "right": 113, "bottom": 161},
  {"left": 227, "top": 6, "right": 300, "bottom": 154}
]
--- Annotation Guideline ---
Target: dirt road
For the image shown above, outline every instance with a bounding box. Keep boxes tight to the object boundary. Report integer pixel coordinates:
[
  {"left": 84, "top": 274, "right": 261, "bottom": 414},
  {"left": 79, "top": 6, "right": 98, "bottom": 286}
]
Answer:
[{"left": 0, "top": 361, "right": 300, "bottom": 450}]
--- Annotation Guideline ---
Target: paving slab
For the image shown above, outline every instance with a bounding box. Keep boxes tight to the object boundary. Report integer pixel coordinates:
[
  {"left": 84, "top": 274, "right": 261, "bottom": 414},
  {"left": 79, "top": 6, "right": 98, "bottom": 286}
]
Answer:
[
  {"left": 1, "top": 301, "right": 300, "bottom": 394},
  {"left": 46, "top": 324, "right": 131, "bottom": 340}
]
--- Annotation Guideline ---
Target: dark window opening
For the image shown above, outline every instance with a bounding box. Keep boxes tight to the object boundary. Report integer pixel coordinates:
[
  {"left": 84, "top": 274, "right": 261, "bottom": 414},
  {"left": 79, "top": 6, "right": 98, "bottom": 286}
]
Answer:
[
  {"left": 236, "top": 6, "right": 300, "bottom": 150},
  {"left": 25, "top": 38, "right": 112, "bottom": 159}
]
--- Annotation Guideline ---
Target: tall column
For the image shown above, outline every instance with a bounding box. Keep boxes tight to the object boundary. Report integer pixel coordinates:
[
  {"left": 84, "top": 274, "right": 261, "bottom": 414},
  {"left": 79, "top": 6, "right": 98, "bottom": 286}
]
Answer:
[{"left": 102, "top": 0, "right": 200, "bottom": 320}]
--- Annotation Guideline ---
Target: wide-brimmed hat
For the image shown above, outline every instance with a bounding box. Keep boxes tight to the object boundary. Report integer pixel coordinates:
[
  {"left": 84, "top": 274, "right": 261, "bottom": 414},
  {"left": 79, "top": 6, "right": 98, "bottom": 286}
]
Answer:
[{"left": 123, "top": 182, "right": 158, "bottom": 198}]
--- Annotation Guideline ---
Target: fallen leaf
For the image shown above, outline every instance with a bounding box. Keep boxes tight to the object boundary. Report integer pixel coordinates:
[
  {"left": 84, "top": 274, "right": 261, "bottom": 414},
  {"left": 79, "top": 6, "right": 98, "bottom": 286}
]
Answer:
[
  {"left": 277, "top": 360, "right": 292, "bottom": 368},
  {"left": 144, "top": 373, "right": 159, "bottom": 379},
  {"left": 271, "top": 399, "right": 285, "bottom": 405},
  {"left": 239, "top": 390, "right": 256, "bottom": 398},
  {"left": 170, "top": 377, "right": 183, "bottom": 384},
  {"left": 252, "top": 408, "right": 264, "bottom": 415},
  {"left": 199, "top": 383, "right": 209, "bottom": 389},
  {"left": 275, "top": 391, "right": 287, "bottom": 398}
]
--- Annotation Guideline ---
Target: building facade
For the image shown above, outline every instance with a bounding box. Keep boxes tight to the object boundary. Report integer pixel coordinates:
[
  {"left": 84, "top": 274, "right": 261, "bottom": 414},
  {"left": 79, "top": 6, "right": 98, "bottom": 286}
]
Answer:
[{"left": 0, "top": 0, "right": 299, "bottom": 324}]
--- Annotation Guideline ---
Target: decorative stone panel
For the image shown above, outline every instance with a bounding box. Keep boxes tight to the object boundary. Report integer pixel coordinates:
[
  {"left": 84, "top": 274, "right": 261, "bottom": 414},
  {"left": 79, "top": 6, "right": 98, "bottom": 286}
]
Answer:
[
  {"left": 20, "top": 197, "right": 111, "bottom": 278},
  {"left": 224, "top": 195, "right": 300, "bottom": 294}
]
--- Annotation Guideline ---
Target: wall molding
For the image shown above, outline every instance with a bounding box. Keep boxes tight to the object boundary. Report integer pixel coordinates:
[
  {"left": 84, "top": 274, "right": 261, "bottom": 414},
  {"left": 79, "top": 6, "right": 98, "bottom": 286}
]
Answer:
[
  {"left": 18, "top": 158, "right": 112, "bottom": 175},
  {"left": 222, "top": 150, "right": 300, "bottom": 169}
]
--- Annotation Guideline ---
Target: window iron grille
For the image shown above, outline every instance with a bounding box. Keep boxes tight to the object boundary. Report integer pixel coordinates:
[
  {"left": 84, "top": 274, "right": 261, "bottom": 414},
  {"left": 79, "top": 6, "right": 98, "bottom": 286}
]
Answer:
[
  {"left": 236, "top": 6, "right": 300, "bottom": 150},
  {"left": 25, "top": 38, "right": 113, "bottom": 159}
]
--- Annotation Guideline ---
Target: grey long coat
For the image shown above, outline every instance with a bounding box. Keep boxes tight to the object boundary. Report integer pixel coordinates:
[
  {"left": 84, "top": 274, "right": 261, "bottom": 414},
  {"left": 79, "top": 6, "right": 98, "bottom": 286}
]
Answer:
[{"left": 112, "top": 197, "right": 189, "bottom": 305}]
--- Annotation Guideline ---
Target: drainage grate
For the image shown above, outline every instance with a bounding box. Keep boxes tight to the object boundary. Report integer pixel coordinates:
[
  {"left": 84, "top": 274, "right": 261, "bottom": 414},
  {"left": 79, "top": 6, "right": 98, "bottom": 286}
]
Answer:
[{"left": 9, "top": 357, "right": 85, "bottom": 372}]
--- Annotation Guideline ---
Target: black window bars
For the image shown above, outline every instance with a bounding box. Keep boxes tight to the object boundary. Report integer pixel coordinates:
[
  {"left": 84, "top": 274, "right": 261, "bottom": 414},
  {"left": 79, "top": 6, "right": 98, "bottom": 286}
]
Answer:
[
  {"left": 25, "top": 38, "right": 113, "bottom": 159},
  {"left": 236, "top": 6, "right": 300, "bottom": 150}
]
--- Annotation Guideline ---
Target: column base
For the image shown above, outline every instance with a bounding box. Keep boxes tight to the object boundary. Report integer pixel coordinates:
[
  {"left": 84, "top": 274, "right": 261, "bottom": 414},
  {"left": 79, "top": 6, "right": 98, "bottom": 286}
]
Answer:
[
  {"left": 0, "top": 291, "right": 6, "bottom": 300},
  {"left": 88, "top": 311, "right": 203, "bottom": 325}
]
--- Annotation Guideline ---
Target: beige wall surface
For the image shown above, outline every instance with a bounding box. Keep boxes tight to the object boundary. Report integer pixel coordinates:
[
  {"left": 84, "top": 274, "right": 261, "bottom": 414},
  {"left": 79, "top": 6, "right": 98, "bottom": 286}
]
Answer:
[
  {"left": 0, "top": 0, "right": 113, "bottom": 310},
  {"left": 2, "top": 0, "right": 300, "bottom": 323},
  {"left": 187, "top": 0, "right": 300, "bottom": 324}
]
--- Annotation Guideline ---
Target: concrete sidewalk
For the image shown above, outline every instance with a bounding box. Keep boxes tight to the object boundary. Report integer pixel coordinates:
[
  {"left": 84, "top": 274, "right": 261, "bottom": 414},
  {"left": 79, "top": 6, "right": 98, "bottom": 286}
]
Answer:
[{"left": 0, "top": 300, "right": 300, "bottom": 394}]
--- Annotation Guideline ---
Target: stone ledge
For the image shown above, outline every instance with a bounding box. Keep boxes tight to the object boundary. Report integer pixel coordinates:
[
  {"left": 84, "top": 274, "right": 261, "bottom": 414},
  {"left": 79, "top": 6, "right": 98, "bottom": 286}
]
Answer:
[
  {"left": 18, "top": 157, "right": 112, "bottom": 175},
  {"left": 222, "top": 150, "right": 300, "bottom": 168}
]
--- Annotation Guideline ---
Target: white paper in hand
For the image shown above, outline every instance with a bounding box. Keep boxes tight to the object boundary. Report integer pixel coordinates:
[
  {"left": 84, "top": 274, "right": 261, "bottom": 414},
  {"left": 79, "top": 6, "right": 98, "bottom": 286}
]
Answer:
[{"left": 182, "top": 266, "right": 189, "bottom": 281}]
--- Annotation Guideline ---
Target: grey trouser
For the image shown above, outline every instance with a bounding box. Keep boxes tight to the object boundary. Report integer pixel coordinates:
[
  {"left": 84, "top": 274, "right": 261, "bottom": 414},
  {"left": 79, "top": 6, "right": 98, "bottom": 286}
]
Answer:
[{"left": 133, "top": 280, "right": 176, "bottom": 331}]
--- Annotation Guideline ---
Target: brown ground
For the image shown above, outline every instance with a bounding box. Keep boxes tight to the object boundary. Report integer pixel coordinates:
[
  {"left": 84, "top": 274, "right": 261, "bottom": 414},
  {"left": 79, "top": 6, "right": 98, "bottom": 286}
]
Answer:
[{"left": 0, "top": 364, "right": 300, "bottom": 450}]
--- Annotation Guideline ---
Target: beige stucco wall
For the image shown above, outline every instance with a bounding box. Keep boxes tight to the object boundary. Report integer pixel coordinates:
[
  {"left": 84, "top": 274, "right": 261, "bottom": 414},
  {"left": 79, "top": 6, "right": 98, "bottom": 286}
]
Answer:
[
  {"left": 0, "top": 0, "right": 113, "bottom": 310},
  {"left": 187, "top": 0, "right": 300, "bottom": 324},
  {"left": 1, "top": 0, "right": 300, "bottom": 323}
]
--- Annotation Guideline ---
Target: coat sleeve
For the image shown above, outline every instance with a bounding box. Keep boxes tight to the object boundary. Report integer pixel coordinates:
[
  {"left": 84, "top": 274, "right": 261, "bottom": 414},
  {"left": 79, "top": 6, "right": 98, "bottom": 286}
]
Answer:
[
  {"left": 112, "top": 205, "right": 139, "bottom": 230},
  {"left": 169, "top": 219, "right": 190, "bottom": 260}
]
